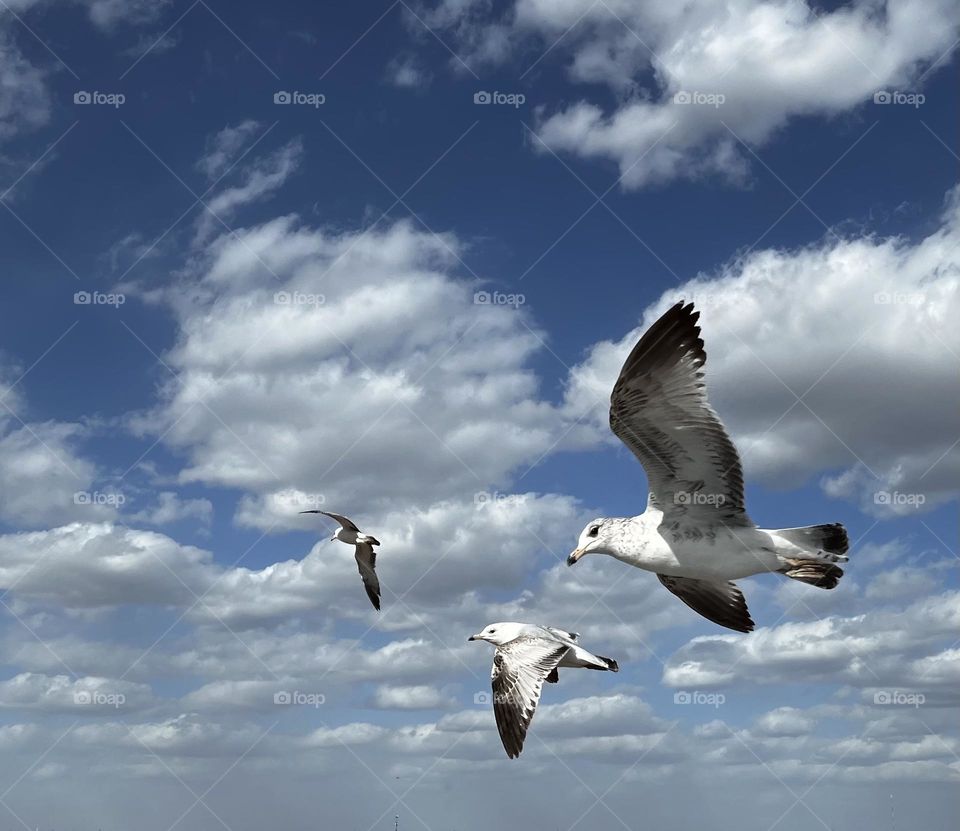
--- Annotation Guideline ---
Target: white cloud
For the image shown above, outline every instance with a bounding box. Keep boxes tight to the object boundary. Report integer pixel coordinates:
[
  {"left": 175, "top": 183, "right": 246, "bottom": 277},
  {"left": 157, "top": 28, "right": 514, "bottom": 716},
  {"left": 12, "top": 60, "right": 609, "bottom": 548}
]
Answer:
[
  {"left": 0, "top": 492, "right": 585, "bottom": 632},
  {"left": 0, "top": 672, "right": 153, "bottom": 712},
  {"left": 371, "top": 684, "right": 455, "bottom": 709},
  {"left": 82, "top": 0, "right": 173, "bottom": 30},
  {"left": 424, "top": 0, "right": 960, "bottom": 187},
  {"left": 0, "top": 421, "right": 111, "bottom": 528},
  {"left": 386, "top": 54, "right": 431, "bottom": 88},
  {"left": 129, "top": 216, "right": 561, "bottom": 519},
  {"left": 0, "top": 29, "right": 50, "bottom": 142},
  {"left": 194, "top": 138, "right": 303, "bottom": 243},
  {"left": 0, "top": 0, "right": 172, "bottom": 150},
  {"left": 562, "top": 186, "right": 960, "bottom": 515},
  {"left": 195, "top": 120, "right": 265, "bottom": 181},
  {"left": 753, "top": 706, "right": 815, "bottom": 737},
  {"left": 0, "top": 523, "right": 211, "bottom": 609},
  {"left": 128, "top": 491, "right": 213, "bottom": 527},
  {"left": 662, "top": 590, "right": 960, "bottom": 690}
]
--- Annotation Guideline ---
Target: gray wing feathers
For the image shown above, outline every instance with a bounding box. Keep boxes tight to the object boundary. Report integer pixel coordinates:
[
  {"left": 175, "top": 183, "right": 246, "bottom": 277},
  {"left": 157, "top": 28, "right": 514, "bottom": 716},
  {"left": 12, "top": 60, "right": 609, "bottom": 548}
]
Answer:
[
  {"left": 491, "top": 638, "right": 569, "bottom": 758},
  {"left": 609, "top": 302, "right": 749, "bottom": 525},
  {"left": 320, "top": 511, "right": 361, "bottom": 532},
  {"left": 354, "top": 542, "right": 380, "bottom": 611}
]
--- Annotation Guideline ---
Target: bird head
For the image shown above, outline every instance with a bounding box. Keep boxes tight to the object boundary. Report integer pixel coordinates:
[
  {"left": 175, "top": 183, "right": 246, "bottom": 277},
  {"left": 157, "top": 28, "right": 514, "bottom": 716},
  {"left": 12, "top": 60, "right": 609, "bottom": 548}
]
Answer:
[
  {"left": 468, "top": 622, "right": 522, "bottom": 646},
  {"left": 567, "top": 518, "right": 609, "bottom": 565}
]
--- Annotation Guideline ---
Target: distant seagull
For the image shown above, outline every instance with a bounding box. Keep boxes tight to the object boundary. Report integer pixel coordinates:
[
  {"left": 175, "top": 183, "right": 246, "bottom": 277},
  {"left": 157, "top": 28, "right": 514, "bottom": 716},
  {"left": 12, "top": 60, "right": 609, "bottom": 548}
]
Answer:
[
  {"left": 300, "top": 510, "right": 382, "bottom": 611},
  {"left": 468, "top": 622, "right": 619, "bottom": 758},
  {"left": 567, "top": 301, "right": 849, "bottom": 633}
]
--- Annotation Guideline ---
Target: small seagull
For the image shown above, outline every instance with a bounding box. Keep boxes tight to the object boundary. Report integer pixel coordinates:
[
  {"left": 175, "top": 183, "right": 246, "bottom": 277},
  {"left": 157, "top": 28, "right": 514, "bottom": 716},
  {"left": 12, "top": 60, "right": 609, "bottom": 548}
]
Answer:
[
  {"left": 300, "top": 510, "right": 382, "bottom": 610},
  {"left": 567, "top": 301, "right": 849, "bottom": 633},
  {"left": 468, "top": 622, "right": 619, "bottom": 759}
]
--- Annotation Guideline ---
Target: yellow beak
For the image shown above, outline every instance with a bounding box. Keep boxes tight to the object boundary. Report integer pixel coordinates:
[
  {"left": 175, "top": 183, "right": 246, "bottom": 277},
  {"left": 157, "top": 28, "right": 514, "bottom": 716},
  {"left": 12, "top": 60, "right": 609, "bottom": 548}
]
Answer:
[{"left": 567, "top": 547, "right": 587, "bottom": 566}]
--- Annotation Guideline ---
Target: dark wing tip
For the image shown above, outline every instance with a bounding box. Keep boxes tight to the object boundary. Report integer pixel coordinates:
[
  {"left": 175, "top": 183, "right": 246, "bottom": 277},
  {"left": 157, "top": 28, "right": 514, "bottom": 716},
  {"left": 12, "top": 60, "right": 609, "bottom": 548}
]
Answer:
[
  {"left": 616, "top": 300, "right": 705, "bottom": 385},
  {"left": 659, "top": 575, "right": 755, "bottom": 634},
  {"left": 597, "top": 655, "right": 619, "bottom": 672}
]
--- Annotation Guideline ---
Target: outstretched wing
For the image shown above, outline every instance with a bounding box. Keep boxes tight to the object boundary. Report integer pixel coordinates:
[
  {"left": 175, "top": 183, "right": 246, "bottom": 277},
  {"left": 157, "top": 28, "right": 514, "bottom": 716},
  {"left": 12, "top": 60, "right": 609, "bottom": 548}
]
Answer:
[
  {"left": 491, "top": 637, "right": 569, "bottom": 758},
  {"left": 354, "top": 542, "right": 381, "bottom": 611},
  {"left": 609, "top": 301, "right": 749, "bottom": 527},
  {"left": 310, "top": 511, "right": 361, "bottom": 532},
  {"left": 658, "top": 575, "right": 754, "bottom": 633}
]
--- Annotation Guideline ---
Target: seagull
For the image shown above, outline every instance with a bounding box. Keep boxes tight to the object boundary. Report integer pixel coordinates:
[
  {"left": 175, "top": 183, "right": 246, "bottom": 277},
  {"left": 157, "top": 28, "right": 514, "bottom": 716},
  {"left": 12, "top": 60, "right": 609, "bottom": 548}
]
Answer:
[
  {"left": 567, "top": 301, "right": 849, "bottom": 633},
  {"left": 468, "top": 622, "right": 619, "bottom": 758},
  {"left": 300, "top": 510, "right": 382, "bottom": 611}
]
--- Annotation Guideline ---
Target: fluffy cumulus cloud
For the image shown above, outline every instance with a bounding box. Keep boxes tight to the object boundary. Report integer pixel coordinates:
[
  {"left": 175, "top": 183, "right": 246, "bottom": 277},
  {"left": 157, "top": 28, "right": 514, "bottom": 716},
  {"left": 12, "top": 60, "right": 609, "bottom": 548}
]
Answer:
[
  {"left": 423, "top": 0, "right": 960, "bottom": 186},
  {"left": 0, "top": 523, "right": 212, "bottom": 609},
  {"left": 0, "top": 491, "right": 587, "bottom": 631},
  {"left": 662, "top": 589, "right": 960, "bottom": 691},
  {"left": 0, "top": 367, "right": 114, "bottom": 529},
  {"left": 0, "top": 421, "right": 109, "bottom": 527},
  {"left": 128, "top": 215, "right": 561, "bottom": 525},
  {"left": 562, "top": 186, "right": 960, "bottom": 515}
]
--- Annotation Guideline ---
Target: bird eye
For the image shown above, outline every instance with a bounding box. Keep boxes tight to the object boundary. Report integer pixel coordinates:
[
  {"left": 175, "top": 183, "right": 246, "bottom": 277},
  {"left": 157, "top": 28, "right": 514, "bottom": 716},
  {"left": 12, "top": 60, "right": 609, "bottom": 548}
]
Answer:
[{"left": 588, "top": 525, "right": 600, "bottom": 537}]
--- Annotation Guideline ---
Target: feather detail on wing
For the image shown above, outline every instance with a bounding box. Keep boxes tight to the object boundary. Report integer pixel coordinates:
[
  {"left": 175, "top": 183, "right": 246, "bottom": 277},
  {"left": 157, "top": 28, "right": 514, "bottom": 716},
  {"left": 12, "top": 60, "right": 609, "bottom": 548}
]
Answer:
[
  {"left": 658, "top": 574, "right": 754, "bottom": 633},
  {"left": 354, "top": 542, "right": 381, "bottom": 611},
  {"left": 609, "top": 301, "right": 750, "bottom": 527},
  {"left": 491, "top": 638, "right": 569, "bottom": 758}
]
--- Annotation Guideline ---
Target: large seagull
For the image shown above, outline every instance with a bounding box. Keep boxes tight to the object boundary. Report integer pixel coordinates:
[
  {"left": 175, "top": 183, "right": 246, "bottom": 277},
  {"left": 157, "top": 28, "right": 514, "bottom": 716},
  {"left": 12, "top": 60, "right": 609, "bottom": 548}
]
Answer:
[{"left": 567, "top": 301, "right": 849, "bottom": 633}]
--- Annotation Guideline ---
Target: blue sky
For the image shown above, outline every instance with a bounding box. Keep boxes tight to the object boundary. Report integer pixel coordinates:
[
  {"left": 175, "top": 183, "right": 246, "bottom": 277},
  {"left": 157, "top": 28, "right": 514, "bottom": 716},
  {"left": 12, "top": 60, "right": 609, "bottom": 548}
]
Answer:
[{"left": 0, "top": 2, "right": 957, "bottom": 830}]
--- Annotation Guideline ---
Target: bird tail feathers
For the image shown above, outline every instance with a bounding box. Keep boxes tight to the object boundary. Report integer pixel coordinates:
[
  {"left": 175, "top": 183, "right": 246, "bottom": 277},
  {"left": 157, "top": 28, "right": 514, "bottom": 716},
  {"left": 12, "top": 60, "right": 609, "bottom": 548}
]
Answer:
[{"left": 775, "top": 523, "right": 848, "bottom": 555}]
